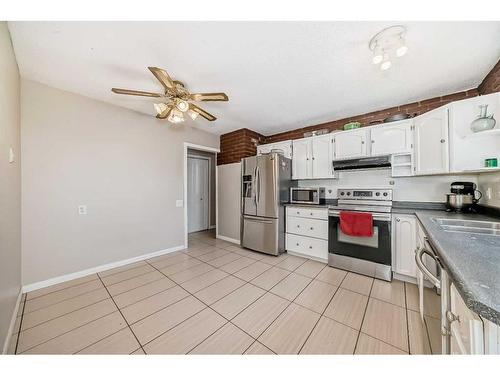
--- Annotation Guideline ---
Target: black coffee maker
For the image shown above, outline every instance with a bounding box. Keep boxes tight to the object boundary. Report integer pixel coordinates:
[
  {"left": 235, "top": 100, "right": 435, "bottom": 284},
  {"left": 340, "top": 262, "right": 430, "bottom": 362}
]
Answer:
[{"left": 446, "top": 182, "right": 482, "bottom": 212}]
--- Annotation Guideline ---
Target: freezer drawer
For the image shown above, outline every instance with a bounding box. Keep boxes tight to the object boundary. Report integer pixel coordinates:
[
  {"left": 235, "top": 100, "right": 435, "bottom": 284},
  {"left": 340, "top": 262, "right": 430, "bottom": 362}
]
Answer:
[{"left": 242, "top": 215, "right": 279, "bottom": 255}]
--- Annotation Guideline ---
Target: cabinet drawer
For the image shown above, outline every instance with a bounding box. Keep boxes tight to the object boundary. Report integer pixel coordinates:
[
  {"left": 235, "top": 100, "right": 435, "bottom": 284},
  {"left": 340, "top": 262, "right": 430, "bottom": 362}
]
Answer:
[
  {"left": 286, "top": 206, "right": 328, "bottom": 221},
  {"left": 285, "top": 233, "right": 328, "bottom": 261},
  {"left": 286, "top": 216, "right": 328, "bottom": 240}
]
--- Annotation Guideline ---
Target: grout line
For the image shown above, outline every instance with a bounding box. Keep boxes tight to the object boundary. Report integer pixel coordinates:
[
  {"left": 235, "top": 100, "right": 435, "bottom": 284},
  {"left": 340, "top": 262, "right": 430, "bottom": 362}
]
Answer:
[
  {"left": 74, "top": 327, "right": 139, "bottom": 354},
  {"left": 17, "top": 308, "right": 119, "bottom": 354},
  {"left": 96, "top": 273, "right": 146, "bottom": 355},
  {"left": 22, "top": 283, "right": 104, "bottom": 315},
  {"left": 114, "top": 280, "right": 179, "bottom": 310},
  {"left": 352, "top": 273, "right": 372, "bottom": 354},
  {"left": 14, "top": 295, "right": 27, "bottom": 355},
  {"left": 102, "top": 266, "right": 157, "bottom": 288},
  {"left": 404, "top": 282, "right": 412, "bottom": 354},
  {"left": 19, "top": 291, "right": 110, "bottom": 333}
]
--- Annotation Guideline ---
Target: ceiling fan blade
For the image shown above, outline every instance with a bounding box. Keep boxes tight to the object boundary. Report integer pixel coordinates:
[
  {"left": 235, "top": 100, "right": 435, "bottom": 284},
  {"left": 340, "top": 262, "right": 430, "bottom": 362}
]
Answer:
[
  {"left": 111, "top": 88, "right": 162, "bottom": 98},
  {"left": 148, "top": 67, "right": 176, "bottom": 91},
  {"left": 189, "top": 103, "right": 216, "bottom": 122},
  {"left": 189, "top": 92, "right": 229, "bottom": 102}
]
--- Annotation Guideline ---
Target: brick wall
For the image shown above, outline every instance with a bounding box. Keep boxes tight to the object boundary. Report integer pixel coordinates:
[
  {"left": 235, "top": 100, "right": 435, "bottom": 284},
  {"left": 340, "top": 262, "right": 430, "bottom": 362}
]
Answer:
[
  {"left": 217, "top": 58, "right": 499, "bottom": 165},
  {"left": 217, "top": 128, "right": 265, "bottom": 165},
  {"left": 478, "top": 59, "right": 500, "bottom": 95}
]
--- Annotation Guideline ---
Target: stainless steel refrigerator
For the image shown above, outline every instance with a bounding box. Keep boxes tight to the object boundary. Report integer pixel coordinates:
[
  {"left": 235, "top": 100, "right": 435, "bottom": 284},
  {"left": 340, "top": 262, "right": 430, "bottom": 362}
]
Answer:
[{"left": 241, "top": 153, "right": 296, "bottom": 255}]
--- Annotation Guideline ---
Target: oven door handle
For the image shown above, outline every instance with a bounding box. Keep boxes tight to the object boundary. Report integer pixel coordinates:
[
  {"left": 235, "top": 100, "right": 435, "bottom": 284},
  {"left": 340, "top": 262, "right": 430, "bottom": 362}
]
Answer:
[
  {"left": 328, "top": 210, "right": 391, "bottom": 222},
  {"left": 415, "top": 245, "right": 440, "bottom": 288}
]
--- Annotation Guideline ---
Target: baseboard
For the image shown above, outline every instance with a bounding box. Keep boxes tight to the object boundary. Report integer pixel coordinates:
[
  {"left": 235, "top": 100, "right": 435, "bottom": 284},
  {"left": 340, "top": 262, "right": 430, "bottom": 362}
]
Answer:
[
  {"left": 209, "top": 225, "right": 216, "bottom": 229},
  {"left": 393, "top": 272, "right": 417, "bottom": 285},
  {"left": 22, "top": 244, "right": 185, "bottom": 293},
  {"left": 216, "top": 234, "right": 240, "bottom": 245},
  {"left": 2, "top": 289, "right": 23, "bottom": 354}
]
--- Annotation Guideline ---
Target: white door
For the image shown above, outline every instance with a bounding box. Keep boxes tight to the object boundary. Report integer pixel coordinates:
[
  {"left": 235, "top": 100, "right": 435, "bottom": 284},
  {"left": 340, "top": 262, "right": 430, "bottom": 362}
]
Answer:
[
  {"left": 187, "top": 157, "right": 209, "bottom": 233},
  {"left": 292, "top": 138, "right": 311, "bottom": 179},
  {"left": 370, "top": 120, "right": 413, "bottom": 156},
  {"left": 393, "top": 214, "right": 417, "bottom": 277},
  {"left": 312, "top": 134, "right": 333, "bottom": 178},
  {"left": 333, "top": 129, "right": 368, "bottom": 159},
  {"left": 414, "top": 107, "right": 449, "bottom": 175}
]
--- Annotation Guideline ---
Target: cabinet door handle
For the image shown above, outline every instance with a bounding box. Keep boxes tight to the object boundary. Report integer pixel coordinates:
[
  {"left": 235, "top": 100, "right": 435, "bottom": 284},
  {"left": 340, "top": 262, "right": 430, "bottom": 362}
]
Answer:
[
  {"left": 371, "top": 140, "right": 375, "bottom": 143},
  {"left": 296, "top": 211, "right": 300, "bottom": 214},
  {"left": 361, "top": 141, "right": 365, "bottom": 144},
  {"left": 446, "top": 311, "right": 460, "bottom": 323},
  {"left": 297, "top": 225, "right": 300, "bottom": 228},
  {"left": 310, "top": 227, "right": 314, "bottom": 230},
  {"left": 396, "top": 218, "right": 400, "bottom": 222},
  {"left": 440, "top": 139, "right": 445, "bottom": 143},
  {"left": 309, "top": 246, "right": 313, "bottom": 249},
  {"left": 310, "top": 213, "right": 313, "bottom": 216},
  {"left": 296, "top": 243, "right": 300, "bottom": 246}
]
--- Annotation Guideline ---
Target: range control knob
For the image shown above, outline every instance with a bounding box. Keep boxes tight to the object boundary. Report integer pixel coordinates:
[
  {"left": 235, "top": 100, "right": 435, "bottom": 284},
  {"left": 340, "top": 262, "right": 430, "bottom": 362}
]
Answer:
[
  {"left": 346, "top": 192, "right": 351, "bottom": 196},
  {"left": 340, "top": 192, "right": 345, "bottom": 196},
  {"left": 375, "top": 192, "right": 380, "bottom": 196},
  {"left": 383, "top": 192, "right": 388, "bottom": 197}
]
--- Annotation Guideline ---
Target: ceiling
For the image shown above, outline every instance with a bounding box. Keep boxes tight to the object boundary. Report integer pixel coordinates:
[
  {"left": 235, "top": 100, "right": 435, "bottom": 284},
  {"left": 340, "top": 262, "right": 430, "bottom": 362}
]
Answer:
[{"left": 8, "top": 21, "right": 500, "bottom": 136}]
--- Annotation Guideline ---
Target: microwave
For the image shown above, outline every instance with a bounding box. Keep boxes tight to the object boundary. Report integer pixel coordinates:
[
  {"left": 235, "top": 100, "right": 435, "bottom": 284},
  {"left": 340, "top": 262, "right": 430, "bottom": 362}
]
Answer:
[{"left": 290, "top": 187, "right": 326, "bottom": 205}]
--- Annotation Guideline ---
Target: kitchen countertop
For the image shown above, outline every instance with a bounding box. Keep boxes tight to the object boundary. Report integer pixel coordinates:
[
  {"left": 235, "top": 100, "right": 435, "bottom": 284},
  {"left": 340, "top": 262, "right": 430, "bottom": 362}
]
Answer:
[{"left": 414, "top": 210, "right": 500, "bottom": 325}]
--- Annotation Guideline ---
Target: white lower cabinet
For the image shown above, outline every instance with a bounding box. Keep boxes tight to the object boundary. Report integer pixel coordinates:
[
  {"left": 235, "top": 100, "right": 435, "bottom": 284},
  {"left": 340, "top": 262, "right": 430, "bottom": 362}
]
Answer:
[
  {"left": 285, "top": 206, "right": 328, "bottom": 262},
  {"left": 449, "top": 283, "right": 484, "bottom": 354},
  {"left": 392, "top": 214, "right": 417, "bottom": 278}
]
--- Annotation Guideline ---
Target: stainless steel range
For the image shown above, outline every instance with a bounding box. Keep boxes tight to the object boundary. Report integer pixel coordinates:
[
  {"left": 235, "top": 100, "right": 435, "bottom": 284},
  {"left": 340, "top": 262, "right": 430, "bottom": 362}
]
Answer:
[{"left": 328, "top": 188, "right": 393, "bottom": 281}]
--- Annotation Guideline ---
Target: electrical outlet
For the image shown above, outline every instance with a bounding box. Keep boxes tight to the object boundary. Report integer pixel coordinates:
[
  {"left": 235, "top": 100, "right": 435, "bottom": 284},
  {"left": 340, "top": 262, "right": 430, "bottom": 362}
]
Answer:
[
  {"left": 486, "top": 188, "right": 492, "bottom": 200},
  {"left": 78, "top": 205, "right": 87, "bottom": 215}
]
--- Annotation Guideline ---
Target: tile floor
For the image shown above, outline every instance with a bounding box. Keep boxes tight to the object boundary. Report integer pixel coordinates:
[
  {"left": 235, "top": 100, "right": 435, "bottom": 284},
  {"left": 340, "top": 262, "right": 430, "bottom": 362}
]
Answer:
[{"left": 7, "top": 229, "right": 441, "bottom": 355}]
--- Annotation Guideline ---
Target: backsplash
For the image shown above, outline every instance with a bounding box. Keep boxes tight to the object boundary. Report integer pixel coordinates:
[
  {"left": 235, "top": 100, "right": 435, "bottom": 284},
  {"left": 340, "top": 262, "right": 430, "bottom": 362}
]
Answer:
[
  {"left": 478, "top": 172, "right": 500, "bottom": 208},
  {"left": 297, "top": 169, "right": 479, "bottom": 203}
]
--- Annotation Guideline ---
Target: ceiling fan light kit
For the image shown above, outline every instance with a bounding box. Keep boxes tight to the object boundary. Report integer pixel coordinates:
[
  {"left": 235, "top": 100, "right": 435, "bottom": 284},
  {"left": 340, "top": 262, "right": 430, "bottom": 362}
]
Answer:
[
  {"left": 369, "top": 25, "right": 408, "bottom": 71},
  {"left": 111, "top": 67, "right": 228, "bottom": 124}
]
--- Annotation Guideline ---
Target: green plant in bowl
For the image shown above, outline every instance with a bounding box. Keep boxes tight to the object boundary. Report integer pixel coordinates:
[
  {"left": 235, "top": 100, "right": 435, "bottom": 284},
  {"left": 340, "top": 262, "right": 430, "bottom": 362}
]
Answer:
[{"left": 343, "top": 122, "right": 362, "bottom": 131}]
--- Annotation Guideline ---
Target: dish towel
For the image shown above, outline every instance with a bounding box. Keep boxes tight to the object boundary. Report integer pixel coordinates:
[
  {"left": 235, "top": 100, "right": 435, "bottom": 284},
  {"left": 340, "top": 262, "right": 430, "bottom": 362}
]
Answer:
[{"left": 339, "top": 211, "right": 373, "bottom": 237}]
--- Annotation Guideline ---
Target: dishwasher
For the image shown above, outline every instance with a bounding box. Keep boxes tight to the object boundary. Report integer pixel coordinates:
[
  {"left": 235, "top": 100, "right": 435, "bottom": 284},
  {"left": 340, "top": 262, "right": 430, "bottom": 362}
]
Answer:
[{"left": 414, "top": 223, "right": 451, "bottom": 354}]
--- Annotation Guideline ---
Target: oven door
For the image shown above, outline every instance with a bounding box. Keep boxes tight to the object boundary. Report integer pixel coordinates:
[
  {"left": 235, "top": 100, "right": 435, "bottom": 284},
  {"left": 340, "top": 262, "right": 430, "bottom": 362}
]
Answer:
[{"left": 328, "top": 210, "right": 392, "bottom": 280}]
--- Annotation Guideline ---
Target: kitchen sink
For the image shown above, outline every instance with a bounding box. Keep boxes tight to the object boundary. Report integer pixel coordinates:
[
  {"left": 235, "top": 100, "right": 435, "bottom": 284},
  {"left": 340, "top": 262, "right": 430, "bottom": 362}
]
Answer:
[{"left": 432, "top": 218, "right": 500, "bottom": 236}]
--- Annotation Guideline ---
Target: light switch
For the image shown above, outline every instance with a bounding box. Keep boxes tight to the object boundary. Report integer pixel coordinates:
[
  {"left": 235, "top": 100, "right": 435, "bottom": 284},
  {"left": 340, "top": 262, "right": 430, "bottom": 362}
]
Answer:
[
  {"left": 78, "top": 205, "right": 87, "bottom": 215},
  {"left": 175, "top": 200, "right": 183, "bottom": 207},
  {"left": 9, "top": 148, "right": 14, "bottom": 163}
]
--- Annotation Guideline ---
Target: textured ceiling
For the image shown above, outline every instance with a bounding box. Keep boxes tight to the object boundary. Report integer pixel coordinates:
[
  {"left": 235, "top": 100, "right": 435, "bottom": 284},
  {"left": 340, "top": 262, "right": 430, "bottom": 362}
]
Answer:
[{"left": 8, "top": 21, "right": 500, "bottom": 135}]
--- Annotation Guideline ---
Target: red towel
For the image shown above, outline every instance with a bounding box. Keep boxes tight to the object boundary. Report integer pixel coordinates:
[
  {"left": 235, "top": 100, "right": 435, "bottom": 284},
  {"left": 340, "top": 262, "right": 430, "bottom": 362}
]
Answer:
[{"left": 339, "top": 211, "right": 373, "bottom": 237}]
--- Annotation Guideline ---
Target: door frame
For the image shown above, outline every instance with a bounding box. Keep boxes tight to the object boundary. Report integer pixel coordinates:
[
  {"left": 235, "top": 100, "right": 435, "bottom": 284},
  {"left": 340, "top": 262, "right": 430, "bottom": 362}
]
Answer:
[
  {"left": 183, "top": 142, "right": 220, "bottom": 249},
  {"left": 187, "top": 155, "right": 211, "bottom": 234}
]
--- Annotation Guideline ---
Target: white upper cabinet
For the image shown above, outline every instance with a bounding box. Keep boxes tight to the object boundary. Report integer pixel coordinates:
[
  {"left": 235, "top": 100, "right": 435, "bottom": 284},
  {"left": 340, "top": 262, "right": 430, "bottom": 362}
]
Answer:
[
  {"left": 257, "top": 140, "right": 292, "bottom": 159},
  {"left": 414, "top": 106, "right": 450, "bottom": 175},
  {"left": 292, "top": 134, "right": 334, "bottom": 180},
  {"left": 370, "top": 120, "right": 413, "bottom": 156},
  {"left": 312, "top": 134, "right": 333, "bottom": 178},
  {"left": 333, "top": 128, "right": 368, "bottom": 160},
  {"left": 449, "top": 92, "right": 500, "bottom": 172},
  {"left": 292, "top": 138, "right": 311, "bottom": 179}
]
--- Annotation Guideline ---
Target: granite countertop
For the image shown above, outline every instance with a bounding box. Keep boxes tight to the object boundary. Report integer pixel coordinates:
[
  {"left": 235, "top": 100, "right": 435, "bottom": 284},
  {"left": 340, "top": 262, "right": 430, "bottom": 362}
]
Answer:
[{"left": 414, "top": 210, "right": 500, "bottom": 325}]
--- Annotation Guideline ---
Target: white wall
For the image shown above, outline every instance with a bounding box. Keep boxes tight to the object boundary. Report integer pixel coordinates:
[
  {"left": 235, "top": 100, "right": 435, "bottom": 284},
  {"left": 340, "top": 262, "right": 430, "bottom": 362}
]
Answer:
[
  {"left": 217, "top": 162, "right": 241, "bottom": 242},
  {"left": 0, "top": 22, "right": 21, "bottom": 350},
  {"left": 21, "top": 80, "right": 219, "bottom": 285},
  {"left": 298, "top": 169, "right": 479, "bottom": 202},
  {"left": 478, "top": 172, "right": 500, "bottom": 208}
]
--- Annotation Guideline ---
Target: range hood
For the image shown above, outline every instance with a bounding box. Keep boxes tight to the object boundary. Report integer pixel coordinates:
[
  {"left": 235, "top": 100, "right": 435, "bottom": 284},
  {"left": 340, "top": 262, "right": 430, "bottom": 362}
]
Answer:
[{"left": 333, "top": 156, "right": 391, "bottom": 171}]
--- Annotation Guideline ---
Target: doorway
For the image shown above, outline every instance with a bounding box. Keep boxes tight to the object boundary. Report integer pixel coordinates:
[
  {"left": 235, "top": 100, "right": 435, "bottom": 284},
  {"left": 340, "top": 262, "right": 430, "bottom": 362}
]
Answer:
[
  {"left": 184, "top": 143, "right": 219, "bottom": 247},
  {"left": 187, "top": 156, "right": 210, "bottom": 233}
]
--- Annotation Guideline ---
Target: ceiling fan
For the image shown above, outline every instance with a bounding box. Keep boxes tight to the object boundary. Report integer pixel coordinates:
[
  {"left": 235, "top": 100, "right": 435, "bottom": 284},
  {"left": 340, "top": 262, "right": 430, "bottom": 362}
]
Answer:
[{"left": 111, "top": 67, "right": 228, "bottom": 123}]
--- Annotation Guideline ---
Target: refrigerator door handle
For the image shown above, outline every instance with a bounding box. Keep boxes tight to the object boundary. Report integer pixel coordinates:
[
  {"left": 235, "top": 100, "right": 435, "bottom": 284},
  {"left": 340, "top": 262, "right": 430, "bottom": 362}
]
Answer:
[
  {"left": 243, "top": 216, "right": 274, "bottom": 224},
  {"left": 256, "top": 166, "right": 261, "bottom": 203}
]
